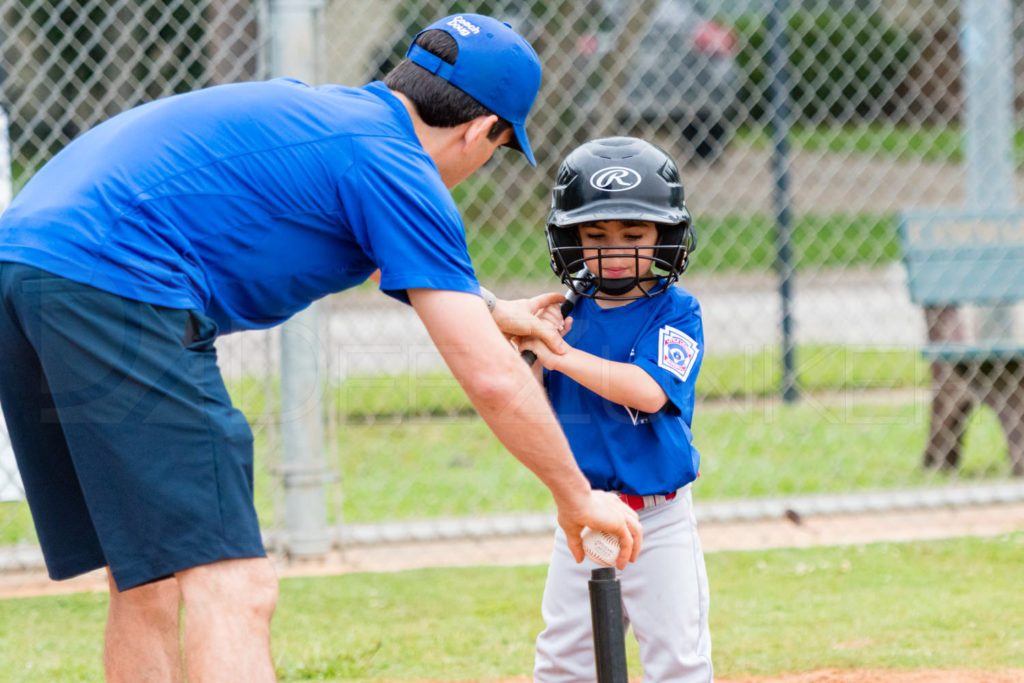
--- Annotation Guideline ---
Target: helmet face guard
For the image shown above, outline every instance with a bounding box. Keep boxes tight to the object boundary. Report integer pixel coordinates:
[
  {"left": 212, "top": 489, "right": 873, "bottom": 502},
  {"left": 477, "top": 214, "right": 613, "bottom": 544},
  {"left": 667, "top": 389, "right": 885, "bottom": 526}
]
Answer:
[
  {"left": 547, "top": 220, "right": 695, "bottom": 299},
  {"left": 545, "top": 136, "right": 697, "bottom": 300}
]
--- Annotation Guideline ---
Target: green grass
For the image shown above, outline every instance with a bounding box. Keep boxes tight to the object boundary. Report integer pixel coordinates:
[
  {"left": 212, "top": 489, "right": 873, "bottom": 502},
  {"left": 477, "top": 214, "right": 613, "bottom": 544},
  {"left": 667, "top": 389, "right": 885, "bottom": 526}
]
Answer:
[
  {"left": 738, "top": 122, "right": 1022, "bottom": 164},
  {"left": 693, "top": 212, "right": 900, "bottom": 273},
  {"left": 0, "top": 590, "right": 110, "bottom": 681},
  {"left": 709, "top": 534, "right": 1024, "bottom": 676},
  {"left": 703, "top": 343, "right": 926, "bottom": 398},
  {"left": 736, "top": 122, "right": 965, "bottom": 163},
  {"left": 0, "top": 502, "right": 36, "bottom": 546},
  {"left": 325, "top": 397, "right": 1010, "bottom": 523},
  {"left": 737, "top": 121, "right": 1024, "bottom": 167},
  {"left": 699, "top": 399, "right": 1010, "bottom": 498},
  {"left": 1, "top": 534, "right": 1022, "bottom": 680}
]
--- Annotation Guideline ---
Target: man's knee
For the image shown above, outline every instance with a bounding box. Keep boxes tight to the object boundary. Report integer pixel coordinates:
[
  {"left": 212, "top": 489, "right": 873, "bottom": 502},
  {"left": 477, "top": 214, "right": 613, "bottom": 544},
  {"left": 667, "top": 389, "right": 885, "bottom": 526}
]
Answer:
[
  {"left": 241, "top": 561, "right": 278, "bottom": 621},
  {"left": 177, "top": 557, "right": 278, "bottom": 621},
  {"left": 107, "top": 571, "right": 181, "bottom": 618}
]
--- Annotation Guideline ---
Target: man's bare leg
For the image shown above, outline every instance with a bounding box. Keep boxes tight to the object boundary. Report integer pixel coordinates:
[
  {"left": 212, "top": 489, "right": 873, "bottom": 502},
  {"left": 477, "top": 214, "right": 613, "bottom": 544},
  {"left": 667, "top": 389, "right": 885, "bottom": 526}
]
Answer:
[
  {"left": 105, "top": 571, "right": 183, "bottom": 682},
  {"left": 177, "top": 557, "right": 278, "bottom": 682}
]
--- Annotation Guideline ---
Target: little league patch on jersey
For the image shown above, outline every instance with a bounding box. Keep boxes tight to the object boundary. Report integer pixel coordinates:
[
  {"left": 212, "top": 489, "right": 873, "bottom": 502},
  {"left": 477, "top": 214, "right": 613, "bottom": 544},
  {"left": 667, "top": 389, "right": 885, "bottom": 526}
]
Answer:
[{"left": 658, "top": 325, "right": 700, "bottom": 382}]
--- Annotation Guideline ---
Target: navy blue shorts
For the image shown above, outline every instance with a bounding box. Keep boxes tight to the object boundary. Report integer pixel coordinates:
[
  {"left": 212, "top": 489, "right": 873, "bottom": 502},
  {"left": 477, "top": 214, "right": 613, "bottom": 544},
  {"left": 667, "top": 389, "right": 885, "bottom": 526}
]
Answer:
[{"left": 0, "top": 262, "right": 266, "bottom": 590}]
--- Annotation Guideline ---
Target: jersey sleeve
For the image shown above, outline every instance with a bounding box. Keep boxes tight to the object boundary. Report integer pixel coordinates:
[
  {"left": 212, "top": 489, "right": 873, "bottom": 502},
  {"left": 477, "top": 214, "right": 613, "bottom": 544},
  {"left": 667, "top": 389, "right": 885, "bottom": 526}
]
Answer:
[
  {"left": 631, "top": 293, "right": 704, "bottom": 421},
  {"left": 343, "top": 137, "right": 479, "bottom": 304}
]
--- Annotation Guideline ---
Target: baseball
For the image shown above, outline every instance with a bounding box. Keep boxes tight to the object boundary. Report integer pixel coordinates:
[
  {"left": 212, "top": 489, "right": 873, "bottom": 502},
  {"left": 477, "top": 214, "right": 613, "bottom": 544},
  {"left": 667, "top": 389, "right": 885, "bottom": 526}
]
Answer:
[{"left": 581, "top": 527, "right": 620, "bottom": 566}]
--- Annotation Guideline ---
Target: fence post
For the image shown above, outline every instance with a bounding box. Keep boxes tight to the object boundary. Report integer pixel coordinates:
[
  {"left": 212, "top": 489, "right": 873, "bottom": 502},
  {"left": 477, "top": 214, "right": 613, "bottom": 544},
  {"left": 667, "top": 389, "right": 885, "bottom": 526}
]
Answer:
[
  {"left": 961, "top": 0, "right": 1015, "bottom": 341},
  {"left": 768, "top": 0, "right": 797, "bottom": 403},
  {"left": 269, "top": 0, "right": 333, "bottom": 558}
]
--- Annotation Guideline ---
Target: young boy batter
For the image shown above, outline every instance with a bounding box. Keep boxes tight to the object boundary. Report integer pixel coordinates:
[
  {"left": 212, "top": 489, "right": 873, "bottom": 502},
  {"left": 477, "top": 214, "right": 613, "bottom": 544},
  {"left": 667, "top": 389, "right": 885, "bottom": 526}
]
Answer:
[{"left": 518, "top": 136, "right": 712, "bottom": 682}]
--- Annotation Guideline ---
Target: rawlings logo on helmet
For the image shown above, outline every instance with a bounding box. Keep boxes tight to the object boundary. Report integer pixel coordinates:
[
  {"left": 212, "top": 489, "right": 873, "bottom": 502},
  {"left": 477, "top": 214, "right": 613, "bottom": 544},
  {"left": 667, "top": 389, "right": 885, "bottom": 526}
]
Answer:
[{"left": 589, "top": 167, "right": 642, "bottom": 192}]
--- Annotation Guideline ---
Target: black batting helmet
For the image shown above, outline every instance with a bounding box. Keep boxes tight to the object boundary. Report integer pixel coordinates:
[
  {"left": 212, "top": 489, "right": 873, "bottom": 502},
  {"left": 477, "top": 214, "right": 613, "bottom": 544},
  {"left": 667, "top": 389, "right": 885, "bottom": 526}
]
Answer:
[{"left": 546, "top": 136, "right": 696, "bottom": 299}]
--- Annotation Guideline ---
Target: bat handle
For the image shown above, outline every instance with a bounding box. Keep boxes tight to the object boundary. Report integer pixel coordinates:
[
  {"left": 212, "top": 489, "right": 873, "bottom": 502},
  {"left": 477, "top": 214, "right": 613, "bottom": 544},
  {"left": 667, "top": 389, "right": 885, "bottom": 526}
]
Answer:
[
  {"left": 521, "top": 349, "right": 538, "bottom": 366},
  {"left": 559, "top": 296, "right": 577, "bottom": 318}
]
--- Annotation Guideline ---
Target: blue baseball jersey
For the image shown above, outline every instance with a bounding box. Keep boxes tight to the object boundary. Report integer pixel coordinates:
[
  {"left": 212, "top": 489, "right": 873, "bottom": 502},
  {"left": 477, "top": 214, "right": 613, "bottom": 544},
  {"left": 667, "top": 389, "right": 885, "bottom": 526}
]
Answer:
[
  {"left": 0, "top": 79, "right": 477, "bottom": 332},
  {"left": 545, "top": 286, "right": 703, "bottom": 495}
]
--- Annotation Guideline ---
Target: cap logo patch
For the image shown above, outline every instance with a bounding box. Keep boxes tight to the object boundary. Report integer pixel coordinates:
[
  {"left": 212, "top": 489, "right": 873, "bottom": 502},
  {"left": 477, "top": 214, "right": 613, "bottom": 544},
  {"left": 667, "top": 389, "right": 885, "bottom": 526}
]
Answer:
[
  {"left": 446, "top": 16, "right": 480, "bottom": 37},
  {"left": 657, "top": 325, "right": 699, "bottom": 382},
  {"left": 590, "top": 167, "right": 642, "bottom": 192}
]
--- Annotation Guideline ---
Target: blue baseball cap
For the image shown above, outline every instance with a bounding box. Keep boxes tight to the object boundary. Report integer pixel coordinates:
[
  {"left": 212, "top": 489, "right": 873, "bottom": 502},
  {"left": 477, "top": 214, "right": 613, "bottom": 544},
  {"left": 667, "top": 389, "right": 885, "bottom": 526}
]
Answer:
[{"left": 406, "top": 14, "right": 541, "bottom": 166}]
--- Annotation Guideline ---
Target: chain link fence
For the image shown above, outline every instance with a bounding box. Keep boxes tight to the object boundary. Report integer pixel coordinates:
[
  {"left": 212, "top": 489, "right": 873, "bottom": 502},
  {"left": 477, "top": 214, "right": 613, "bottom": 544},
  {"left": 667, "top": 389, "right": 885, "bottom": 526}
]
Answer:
[{"left": 2, "top": 0, "right": 1023, "bottom": 564}]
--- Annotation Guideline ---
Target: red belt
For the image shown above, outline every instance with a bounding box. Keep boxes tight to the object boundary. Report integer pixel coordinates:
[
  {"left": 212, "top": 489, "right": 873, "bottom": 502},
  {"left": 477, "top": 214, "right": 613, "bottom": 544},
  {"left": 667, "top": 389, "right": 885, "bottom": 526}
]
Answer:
[{"left": 619, "top": 491, "right": 677, "bottom": 511}]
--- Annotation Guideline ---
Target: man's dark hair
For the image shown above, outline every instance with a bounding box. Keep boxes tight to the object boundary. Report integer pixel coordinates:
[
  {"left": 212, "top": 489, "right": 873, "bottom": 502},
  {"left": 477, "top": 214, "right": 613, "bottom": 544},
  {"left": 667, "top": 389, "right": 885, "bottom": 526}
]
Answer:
[{"left": 384, "top": 30, "right": 514, "bottom": 144}]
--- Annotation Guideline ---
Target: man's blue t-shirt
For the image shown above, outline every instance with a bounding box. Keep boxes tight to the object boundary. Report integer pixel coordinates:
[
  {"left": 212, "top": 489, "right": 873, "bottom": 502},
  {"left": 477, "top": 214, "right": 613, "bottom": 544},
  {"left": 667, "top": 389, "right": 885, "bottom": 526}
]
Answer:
[
  {"left": 544, "top": 287, "right": 704, "bottom": 495},
  {"left": 0, "top": 79, "right": 478, "bottom": 332}
]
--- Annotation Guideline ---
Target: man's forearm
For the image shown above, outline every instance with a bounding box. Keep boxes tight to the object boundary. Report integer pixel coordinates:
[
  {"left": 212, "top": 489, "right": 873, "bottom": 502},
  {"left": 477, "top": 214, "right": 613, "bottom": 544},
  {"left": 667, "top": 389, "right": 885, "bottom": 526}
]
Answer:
[
  {"left": 470, "top": 355, "right": 591, "bottom": 507},
  {"left": 410, "top": 288, "right": 590, "bottom": 508}
]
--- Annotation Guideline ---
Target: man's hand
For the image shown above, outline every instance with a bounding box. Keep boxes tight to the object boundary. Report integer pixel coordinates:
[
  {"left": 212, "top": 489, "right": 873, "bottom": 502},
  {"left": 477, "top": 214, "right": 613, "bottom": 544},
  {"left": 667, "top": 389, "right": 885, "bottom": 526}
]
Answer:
[
  {"left": 557, "top": 491, "right": 642, "bottom": 570},
  {"left": 535, "top": 300, "right": 571, "bottom": 331},
  {"left": 515, "top": 307, "right": 573, "bottom": 370},
  {"left": 492, "top": 292, "right": 568, "bottom": 355}
]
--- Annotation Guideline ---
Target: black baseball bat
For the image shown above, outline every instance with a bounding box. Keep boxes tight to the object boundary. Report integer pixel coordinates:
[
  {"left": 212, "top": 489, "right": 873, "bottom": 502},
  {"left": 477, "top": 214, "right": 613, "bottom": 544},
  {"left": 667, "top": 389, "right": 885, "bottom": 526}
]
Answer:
[
  {"left": 589, "top": 566, "right": 629, "bottom": 683},
  {"left": 521, "top": 271, "right": 594, "bottom": 366}
]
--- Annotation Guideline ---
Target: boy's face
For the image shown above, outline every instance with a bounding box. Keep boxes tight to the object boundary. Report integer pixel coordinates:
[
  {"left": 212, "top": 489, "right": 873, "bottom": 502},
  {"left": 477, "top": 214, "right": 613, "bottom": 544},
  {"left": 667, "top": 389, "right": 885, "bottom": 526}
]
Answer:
[{"left": 578, "top": 220, "right": 659, "bottom": 290}]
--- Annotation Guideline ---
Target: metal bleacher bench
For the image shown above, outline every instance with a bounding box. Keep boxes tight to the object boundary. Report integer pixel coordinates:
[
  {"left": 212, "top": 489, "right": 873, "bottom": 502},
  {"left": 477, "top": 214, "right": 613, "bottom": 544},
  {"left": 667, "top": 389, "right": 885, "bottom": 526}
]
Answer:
[{"left": 899, "top": 209, "right": 1024, "bottom": 476}]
